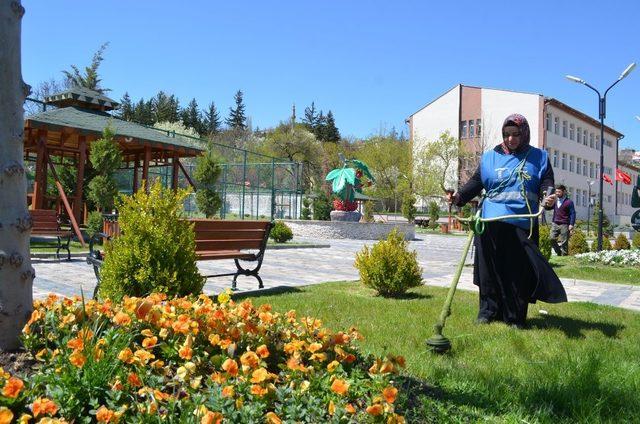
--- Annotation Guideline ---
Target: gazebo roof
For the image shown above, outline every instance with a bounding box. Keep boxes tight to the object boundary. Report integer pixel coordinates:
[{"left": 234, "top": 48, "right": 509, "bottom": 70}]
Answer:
[
  {"left": 26, "top": 106, "right": 206, "bottom": 154},
  {"left": 44, "top": 86, "right": 119, "bottom": 111}
]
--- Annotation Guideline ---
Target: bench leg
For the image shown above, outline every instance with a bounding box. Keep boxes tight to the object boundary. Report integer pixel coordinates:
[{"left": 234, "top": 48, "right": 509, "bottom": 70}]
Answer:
[
  {"left": 56, "top": 236, "right": 71, "bottom": 260},
  {"left": 233, "top": 259, "right": 265, "bottom": 290}
]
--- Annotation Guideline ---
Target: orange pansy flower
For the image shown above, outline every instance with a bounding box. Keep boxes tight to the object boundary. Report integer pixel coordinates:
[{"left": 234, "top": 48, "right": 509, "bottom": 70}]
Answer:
[
  {"left": 366, "top": 404, "right": 384, "bottom": 416},
  {"left": 256, "top": 344, "right": 270, "bottom": 358},
  {"left": 96, "top": 405, "right": 117, "bottom": 422},
  {"left": 240, "top": 351, "right": 259, "bottom": 369},
  {"left": 221, "top": 385, "right": 235, "bottom": 398},
  {"left": 265, "top": 411, "right": 282, "bottom": 424},
  {"left": 69, "top": 350, "right": 87, "bottom": 368},
  {"left": 201, "top": 410, "right": 223, "bottom": 424},
  {"left": 383, "top": 386, "right": 398, "bottom": 404},
  {"left": 127, "top": 372, "right": 142, "bottom": 387},
  {"left": 330, "top": 379, "right": 349, "bottom": 396},
  {"left": 142, "top": 336, "right": 157, "bottom": 348},
  {"left": 250, "top": 384, "right": 268, "bottom": 396},
  {"left": 112, "top": 312, "right": 131, "bottom": 326},
  {"left": 31, "top": 397, "right": 58, "bottom": 417},
  {"left": 345, "top": 403, "right": 356, "bottom": 414},
  {"left": 250, "top": 368, "right": 268, "bottom": 383},
  {"left": 0, "top": 407, "right": 13, "bottom": 424},
  {"left": 221, "top": 358, "right": 238, "bottom": 376},
  {"left": 2, "top": 376, "right": 24, "bottom": 398}
]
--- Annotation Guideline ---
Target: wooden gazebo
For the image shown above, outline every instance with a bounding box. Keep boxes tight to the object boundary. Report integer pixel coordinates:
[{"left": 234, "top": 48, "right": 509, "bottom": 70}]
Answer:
[{"left": 24, "top": 87, "right": 205, "bottom": 244}]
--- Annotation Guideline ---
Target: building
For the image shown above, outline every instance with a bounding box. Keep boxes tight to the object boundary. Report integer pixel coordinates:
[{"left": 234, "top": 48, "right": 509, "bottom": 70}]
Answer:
[
  {"left": 407, "top": 84, "right": 628, "bottom": 223},
  {"left": 617, "top": 161, "right": 640, "bottom": 225}
]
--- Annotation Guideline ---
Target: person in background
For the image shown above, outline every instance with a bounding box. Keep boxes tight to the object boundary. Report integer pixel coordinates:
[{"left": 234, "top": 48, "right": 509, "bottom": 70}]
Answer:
[
  {"left": 447, "top": 113, "right": 567, "bottom": 329},
  {"left": 550, "top": 184, "right": 575, "bottom": 256}
]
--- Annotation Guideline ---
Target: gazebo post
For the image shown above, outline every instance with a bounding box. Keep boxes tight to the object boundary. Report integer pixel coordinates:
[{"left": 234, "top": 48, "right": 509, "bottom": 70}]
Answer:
[
  {"left": 132, "top": 154, "right": 139, "bottom": 193},
  {"left": 33, "top": 130, "right": 48, "bottom": 209},
  {"left": 73, "top": 135, "right": 87, "bottom": 223},
  {"left": 142, "top": 146, "right": 151, "bottom": 192},
  {"left": 172, "top": 154, "right": 180, "bottom": 190}
]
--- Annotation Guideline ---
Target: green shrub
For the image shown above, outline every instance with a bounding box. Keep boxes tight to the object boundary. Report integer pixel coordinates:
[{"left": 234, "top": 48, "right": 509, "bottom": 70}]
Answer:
[
  {"left": 312, "top": 191, "right": 331, "bottom": 220},
  {"left": 87, "top": 126, "right": 122, "bottom": 211},
  {"left": 614, "top": 233, "right": 631, "bottom": 250},
  {"left": 592, "top": 236, "right": 613, "bottom": 251},
  {"left": 194, "top": 147, "right": 222, "bottom": 218},
  {"left": 86, "top": 211, "right": 104, "bottom": 237},
  {"left": 270, "top": 220, "right": 293, "bottom": 243},
  {"left": 363, "top": 200, "right": 375, "bottom": 223},
  {"left": 633, "top": 232, "right": 640, "bottom": 249},
  {"left": 301, "top": 197, "right": 312, "bottom": 220},
  {"left": 569, "top": 228, "right": 589, "bottom": 255},
  {"left": 401, "top": 192, "right": 417, "bottom": 222},
  {"left": 98, "top": 181, "right": 204, "bottom": 301},
  {"left": 428, "top": 201, "right": 440, "bottom": 224},
  {"left": 538, "top": 224, "right": 552, "bottom": 260},
  {"left": 354, "top": 229, "right": 423, "bottom": 296}
]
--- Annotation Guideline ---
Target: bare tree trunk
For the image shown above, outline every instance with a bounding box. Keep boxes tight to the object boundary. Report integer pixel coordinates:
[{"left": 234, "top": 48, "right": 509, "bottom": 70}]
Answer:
[{"left": 0, "top": 0, "right": 34, "bottom": 351}]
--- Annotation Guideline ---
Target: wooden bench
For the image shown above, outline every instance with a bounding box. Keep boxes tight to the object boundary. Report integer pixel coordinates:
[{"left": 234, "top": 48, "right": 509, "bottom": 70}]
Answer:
[
  {"left": 87, "top": 219, "right": 273, "bottom": 297},
  {"left": 30, "top": 209, "right": 73, "bottom": 260}
]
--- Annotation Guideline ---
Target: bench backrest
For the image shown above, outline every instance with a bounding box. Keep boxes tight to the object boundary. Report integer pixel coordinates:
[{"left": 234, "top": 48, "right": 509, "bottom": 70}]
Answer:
[
  {"left": 30, "top": 209, "right": 60, "bottom": 232},
  {"left": 188, "top": 219, "right": 272, "bottom": 252}
]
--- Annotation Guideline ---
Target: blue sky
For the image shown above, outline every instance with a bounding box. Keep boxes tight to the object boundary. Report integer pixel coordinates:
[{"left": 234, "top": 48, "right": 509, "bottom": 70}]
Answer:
[{"left": 22, "top": 0, "right": 640, "bottom": 149}]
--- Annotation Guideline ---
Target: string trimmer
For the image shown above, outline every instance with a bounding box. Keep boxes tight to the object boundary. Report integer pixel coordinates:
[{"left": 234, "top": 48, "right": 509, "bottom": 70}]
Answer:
[{"left": 426, "top": 190, "right": 552, "bottom": 354}]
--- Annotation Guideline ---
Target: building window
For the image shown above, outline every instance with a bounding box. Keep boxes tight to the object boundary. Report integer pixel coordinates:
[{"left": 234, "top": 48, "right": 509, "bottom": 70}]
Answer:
[
  {"left": 554, "top": 117, "right": 559, "bottom": 134},
  {"left": 589, "top": 162, "right": 594, "bottom": 178},
  {"left": 461, "top": 121, "right": 467, "bottom": 138},
  {"left": 561, "top": 153, "right": 567, "bottom": 170},
  {"left": 552, "top": 150, "right": 558, "bottom": 168},
  {"left": 590, "top": 133, "right": 594, "bottom": 148},
  {"left": 577, "top": 127, "right": 582, "bottom": 143},
  {"left": 546, "top": 113, "right": 551, "bottom": 131},
  {"left": 569, "top": 123, "right": 575, "bottom": 140},
  {"left": 562, "top": 120, "right": 568, "bottom": 137},
  {"left": 583, "top": 129, "right": 588, "bottom": 146},
  {"left": 576, "top": 158, "right": 581, "bottom": 174},
  {"left": 469, "top": 120, "right": 475, "bottom": 138},
  {"left": 583, "top": 160, "right": 588, "bottom": 176},
  {"left": 607, "top": 195, "right": 612, "bottom": 203},
  {"left": 476, "top": 119, "right": 481, "bottom": 137},
  {"left": 569, "top": 155, "right": 574, "bottom": 172},
  {"left": 595, "top": 136, "right": 600, "bottom": 150}
]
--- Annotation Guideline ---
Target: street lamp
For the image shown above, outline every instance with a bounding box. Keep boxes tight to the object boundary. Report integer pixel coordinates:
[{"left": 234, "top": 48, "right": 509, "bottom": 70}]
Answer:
[
  {"left": 586, "top": 180, "right": 595, "bottom": 237},
  {"left": 566, "top": 62, "right": 636, "bottom": 250}
]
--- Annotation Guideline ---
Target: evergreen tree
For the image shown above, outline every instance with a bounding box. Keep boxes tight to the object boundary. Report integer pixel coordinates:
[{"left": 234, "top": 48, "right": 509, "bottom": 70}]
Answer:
[
  {"left": 203, "top": 101, "right": 222, "bottom": 135},
  {"left": 324, "top": 110, "right": 340, "bottom": 142},
  {"left": 117, "top": 92, "right": 134, "bottom": 121},
  {"left": 314, "top": 111, "right": 327, "bottom": 141},
  {"left": 181, "top": 98, "right": 204, "bottom": 135},
  {"left": 303, "top": 101, "right": 318, "bottom": 130},
  {"left": 63, "top": 42, "right": 110, "bottom": 93},
  {"left": 153, "top": 91, "right": 180, "bottom": 123},
  {"left": 226, "top": 90, "right": 247, "bottom": 130},
  {"left": 133, "top": 98, "right": 154, "bottom": 125}
]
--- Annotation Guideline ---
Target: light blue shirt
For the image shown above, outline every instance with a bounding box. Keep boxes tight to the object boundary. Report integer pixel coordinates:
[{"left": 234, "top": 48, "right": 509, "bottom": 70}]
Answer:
[{"left": 556, "top": 195, "right": 566, "bottom": 208}]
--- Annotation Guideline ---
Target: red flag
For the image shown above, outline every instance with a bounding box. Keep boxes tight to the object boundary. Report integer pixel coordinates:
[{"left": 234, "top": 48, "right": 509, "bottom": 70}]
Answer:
[
  {"left": 615, "top": 168, "right": 632, "bottom": 185},
  {"left": 602, "top": 173, "right": 614, "bottom": 186}
]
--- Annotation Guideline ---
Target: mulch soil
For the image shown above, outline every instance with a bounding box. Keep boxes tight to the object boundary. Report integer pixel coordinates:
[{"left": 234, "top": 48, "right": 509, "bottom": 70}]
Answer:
[{"left": 0, "top": 350, "right": 37, "bottom": 378}]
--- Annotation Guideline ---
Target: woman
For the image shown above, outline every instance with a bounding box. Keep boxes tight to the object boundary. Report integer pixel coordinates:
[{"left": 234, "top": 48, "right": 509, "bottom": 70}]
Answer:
[{"left": 448, "top": 114, "right": 567, "bottom": 328}]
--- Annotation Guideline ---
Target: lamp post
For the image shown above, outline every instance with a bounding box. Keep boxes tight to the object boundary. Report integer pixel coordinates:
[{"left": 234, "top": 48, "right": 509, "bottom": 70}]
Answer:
[
  {"left": 566, "top": 62, "right": 636, "bottom": 250},
  {"left": 587, "top": 180, "right": 595, "bottom": 237}
]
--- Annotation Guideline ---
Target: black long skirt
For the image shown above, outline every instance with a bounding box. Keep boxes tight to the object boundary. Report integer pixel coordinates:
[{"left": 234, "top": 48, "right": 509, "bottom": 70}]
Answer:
[{"left": 473, "top": 221, "right": 567, "bottom": 325}]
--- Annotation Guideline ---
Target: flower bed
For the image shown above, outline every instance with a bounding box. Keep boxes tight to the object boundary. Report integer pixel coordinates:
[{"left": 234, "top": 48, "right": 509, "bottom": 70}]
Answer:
[
  {"left": 575, "top": 249, "right": 640, "bottom": 266},
  {"left": 1, "top": 292, "right": 405, "bottom": 423}
]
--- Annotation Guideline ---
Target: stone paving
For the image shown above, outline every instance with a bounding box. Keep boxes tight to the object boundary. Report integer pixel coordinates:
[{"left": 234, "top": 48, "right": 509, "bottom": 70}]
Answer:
[{"left": 31, "top": 234, "right": 640, "bottom": 312}]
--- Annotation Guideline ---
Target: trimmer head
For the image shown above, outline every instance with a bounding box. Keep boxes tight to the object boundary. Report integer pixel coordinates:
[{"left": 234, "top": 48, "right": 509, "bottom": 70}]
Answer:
[{"left": 426, "top": 334, "right": 451, "bottom": 353}]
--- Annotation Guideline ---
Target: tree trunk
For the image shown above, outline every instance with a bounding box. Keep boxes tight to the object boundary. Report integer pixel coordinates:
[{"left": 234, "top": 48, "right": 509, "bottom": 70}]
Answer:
[{"left": 0, "top": 0, "right": 34, "bottom": 350}]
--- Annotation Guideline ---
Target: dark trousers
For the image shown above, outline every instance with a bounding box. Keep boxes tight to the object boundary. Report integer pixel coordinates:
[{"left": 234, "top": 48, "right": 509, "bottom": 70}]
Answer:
[{"left": 473, "top": 222, "right": 535, "bottom": 325}]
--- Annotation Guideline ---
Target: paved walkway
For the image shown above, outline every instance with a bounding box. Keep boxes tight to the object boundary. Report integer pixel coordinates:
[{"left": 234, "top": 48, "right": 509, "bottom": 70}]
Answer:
[{"left": 32, "top": 235, "right": 640, "bottom": 312}]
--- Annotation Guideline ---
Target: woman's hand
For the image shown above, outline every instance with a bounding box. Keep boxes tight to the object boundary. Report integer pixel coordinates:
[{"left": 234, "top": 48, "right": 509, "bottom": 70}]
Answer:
[{"left": 446, "top": 191, "right": 456, "bottom": 204}]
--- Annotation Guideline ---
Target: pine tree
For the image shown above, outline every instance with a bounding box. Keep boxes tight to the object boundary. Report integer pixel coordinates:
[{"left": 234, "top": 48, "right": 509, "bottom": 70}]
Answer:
[
  {"left": 117, "top": 92, "right": 134, "bottom": 121},
  {"left": 203, "top": 101, "right": 222, "bottom": 135},
  {"left": 226, "top": 90, "right": 247, "bottom": 130},
  {"left": 153, "top": 91, "right": 180, "bottom": 123},
  {"left": 62, "top": 42, "right": 110, "bottom": 93},
  {"left": 324, "top": 110, "right": 340, "bottom": 142},
  {"left": 181, "top": 98, "right": 204, "bottom": 135},
  {"left": 314, "top": 111, "right": 327, "bottom": 141},
  {"left": 303, "top": 102, "right": 318, "bottom": 130},
  {"left": 133, "top": 98, "right": 154, "bottom": 125}
]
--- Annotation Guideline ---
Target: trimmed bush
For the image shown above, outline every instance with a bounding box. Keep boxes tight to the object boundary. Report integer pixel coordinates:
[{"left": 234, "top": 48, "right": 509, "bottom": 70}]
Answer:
[
  {"left": 355, "top": 229, "right": 423, "bottom": 296},
  {"left": 401, "top": 192, "right": 417, "bottom": 223},
  {"left": 591, "top": 235, "right": 614, "bottom": 251},
  {"left": 312, "top": 192, "right": 331, "bottom": 220},
  {"left": 269, "top": 220, "right": 293, "bottom": 243},
  {"left": 363, "top": 200, "right": 375, "bottom": 223},
  {"left": 98, "top": 181, "right": 204, "bottom": 301},
  {"left": 569, "top": 228, "right": 589, "bottom": 255},
  {"left": 538, "top": 224, "right": 552, "bottom": 260},
  {"left": 614, "top": 233, "right": 631, "bottom": 250},
  {"left": 633, "top": 232, "right": 640, "bottom": 249},
  {"left": 193, "top": 147, "right": 222, "bottom": 218},
  {"left": 86, "top": 211, "right": 104, "bottom": 237},
  {"left": 301, "top": 197, "right": 312, "bottom": 220}
]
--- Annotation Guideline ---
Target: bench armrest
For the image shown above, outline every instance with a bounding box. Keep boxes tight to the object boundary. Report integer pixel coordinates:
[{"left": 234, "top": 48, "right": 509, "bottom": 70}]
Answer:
[{"left": 88, "top": 232, "right": 110, "bottom": 261}]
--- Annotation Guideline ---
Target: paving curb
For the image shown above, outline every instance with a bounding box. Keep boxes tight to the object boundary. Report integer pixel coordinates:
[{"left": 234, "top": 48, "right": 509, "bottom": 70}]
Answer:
[{"left": 267, "top": 244, "right": 330, "bottom": 250}]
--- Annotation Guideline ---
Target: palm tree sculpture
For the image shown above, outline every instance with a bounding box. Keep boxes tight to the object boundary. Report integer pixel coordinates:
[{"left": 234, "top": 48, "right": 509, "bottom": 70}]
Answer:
[{"left": 325, "top": 154, "right": 375, "bottom": 214}]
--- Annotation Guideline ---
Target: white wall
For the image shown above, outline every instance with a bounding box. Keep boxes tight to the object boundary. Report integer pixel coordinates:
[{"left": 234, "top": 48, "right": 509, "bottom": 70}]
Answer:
[
  {"left": 480, "top": 88, "right": 542, "bottom": 148},
  {"left": 616, "top": 163, "right": 640, "bottom": 225}
]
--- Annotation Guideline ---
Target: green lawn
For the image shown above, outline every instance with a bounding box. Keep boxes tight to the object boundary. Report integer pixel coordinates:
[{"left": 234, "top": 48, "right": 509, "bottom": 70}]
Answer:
[
  {"left": 242, "top": 282, "right": 640, "bottom": 423},
  {"left": 30, "top": 240, "right": 88, "bottom": 254},
  {"left": 550, "top": 255, "right": 640, "bottom": 286}
]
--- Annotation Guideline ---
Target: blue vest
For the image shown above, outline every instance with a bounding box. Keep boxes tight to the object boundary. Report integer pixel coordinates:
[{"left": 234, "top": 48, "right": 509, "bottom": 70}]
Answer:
[{"left": 480, "top": 146, "right": 548, "bottom": 229}]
